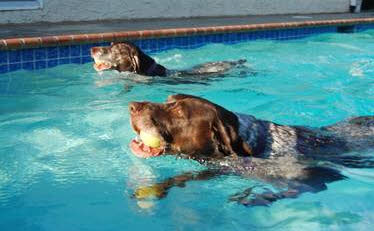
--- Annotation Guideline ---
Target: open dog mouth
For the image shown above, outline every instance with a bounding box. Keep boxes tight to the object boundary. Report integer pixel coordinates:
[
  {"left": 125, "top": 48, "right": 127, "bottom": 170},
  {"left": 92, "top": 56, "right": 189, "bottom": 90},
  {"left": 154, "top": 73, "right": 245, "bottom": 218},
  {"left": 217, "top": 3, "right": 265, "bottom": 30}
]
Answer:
[
  {"left": 93, "top": 62, "right": 112, "bottom": 71},
  {"left": 130, "top": 132, "right": 164, "bottom": 158}
]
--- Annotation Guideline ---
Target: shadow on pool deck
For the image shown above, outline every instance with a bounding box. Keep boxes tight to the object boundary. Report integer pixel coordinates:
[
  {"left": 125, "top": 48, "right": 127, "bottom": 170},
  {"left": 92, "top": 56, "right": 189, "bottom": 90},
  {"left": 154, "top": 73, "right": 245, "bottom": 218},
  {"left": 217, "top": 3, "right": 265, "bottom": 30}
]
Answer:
[{"left": 1, "top": 12, "right": 374, "bottom": 39}]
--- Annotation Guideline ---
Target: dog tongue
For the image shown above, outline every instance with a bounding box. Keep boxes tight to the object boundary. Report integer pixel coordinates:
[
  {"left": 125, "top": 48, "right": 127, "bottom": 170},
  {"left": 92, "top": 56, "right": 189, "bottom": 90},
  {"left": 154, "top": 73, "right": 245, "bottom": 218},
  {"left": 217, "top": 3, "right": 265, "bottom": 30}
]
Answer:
[
  {"left": 130, "top": 139, "right": 163, "bottom": 158},
  {"left": 93, "top": 63, "right": 111, "bottom": 71}
]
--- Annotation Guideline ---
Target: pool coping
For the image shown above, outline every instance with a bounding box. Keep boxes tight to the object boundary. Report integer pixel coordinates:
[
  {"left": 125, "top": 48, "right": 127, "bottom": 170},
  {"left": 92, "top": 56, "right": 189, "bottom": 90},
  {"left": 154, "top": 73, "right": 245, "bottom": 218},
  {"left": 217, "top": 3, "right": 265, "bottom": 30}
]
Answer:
[{"left": 2, "top": 17, "right": 374, "bottom": 50}]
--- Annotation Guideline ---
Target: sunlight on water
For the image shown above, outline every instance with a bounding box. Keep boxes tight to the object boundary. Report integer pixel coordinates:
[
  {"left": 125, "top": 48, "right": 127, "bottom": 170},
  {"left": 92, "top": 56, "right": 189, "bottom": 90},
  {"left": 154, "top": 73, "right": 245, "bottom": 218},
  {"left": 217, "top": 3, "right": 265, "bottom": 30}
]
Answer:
[{"left": 0, "top": 30, "right": 373, "bottom": 230}]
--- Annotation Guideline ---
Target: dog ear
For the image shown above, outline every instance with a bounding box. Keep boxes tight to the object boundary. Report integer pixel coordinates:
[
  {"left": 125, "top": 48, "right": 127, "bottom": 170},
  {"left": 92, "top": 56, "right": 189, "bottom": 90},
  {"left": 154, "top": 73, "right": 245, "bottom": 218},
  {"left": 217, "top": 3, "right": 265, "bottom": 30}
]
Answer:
[
  {"left": 125, "top": 45, "right": 140, "bottom": 73},
  {"left": 131, "top": 55, "right": 140, "bottom": 73},
  {"left": 211, "top": 108, "right": 253, "bottom": 156}
]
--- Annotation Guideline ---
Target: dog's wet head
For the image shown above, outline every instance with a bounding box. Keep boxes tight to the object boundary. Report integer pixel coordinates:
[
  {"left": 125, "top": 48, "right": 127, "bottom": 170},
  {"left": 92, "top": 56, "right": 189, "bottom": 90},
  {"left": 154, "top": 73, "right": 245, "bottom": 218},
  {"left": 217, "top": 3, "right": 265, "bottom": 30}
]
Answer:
[
  {"left": 90, "top": 42, "right": 140, "bottom": 72},
  {"left": 128, "top": 94, "right": 252, "bottom": 159},
  {"left": 90, "top": 46, "right": 114, "bottom": 71}
]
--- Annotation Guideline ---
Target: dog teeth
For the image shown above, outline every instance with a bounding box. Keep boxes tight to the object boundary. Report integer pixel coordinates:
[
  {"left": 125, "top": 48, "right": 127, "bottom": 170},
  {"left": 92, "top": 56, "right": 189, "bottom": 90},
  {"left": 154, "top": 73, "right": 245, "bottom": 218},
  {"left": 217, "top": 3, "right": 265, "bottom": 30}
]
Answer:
[{"left": 135, "top": 136, "right": 140, "bottom": 142}]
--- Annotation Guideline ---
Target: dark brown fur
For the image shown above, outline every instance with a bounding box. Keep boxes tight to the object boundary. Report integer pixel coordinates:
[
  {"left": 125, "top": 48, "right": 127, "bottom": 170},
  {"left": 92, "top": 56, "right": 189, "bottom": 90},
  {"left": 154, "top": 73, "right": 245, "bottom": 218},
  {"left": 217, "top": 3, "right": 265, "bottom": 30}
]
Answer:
[
  {"left": 129, "top": 94, "right": 252, "bottom": 159},
  {"left": 91, "top": 42, "right": 246, "bottom": 77},
  {"left": 91, "top": 42, "right": 166, "bottom": 76},
  {"left": 129, "top": 94, "right": 374, "bottom": 206}
]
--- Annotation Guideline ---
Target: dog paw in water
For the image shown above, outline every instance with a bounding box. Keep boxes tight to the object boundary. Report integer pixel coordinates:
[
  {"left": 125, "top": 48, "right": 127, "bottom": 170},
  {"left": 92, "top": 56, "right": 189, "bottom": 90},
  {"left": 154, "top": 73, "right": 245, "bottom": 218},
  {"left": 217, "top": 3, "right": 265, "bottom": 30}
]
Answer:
[{"left": 134, "top": 184, "right": 166, "bottom": 200}]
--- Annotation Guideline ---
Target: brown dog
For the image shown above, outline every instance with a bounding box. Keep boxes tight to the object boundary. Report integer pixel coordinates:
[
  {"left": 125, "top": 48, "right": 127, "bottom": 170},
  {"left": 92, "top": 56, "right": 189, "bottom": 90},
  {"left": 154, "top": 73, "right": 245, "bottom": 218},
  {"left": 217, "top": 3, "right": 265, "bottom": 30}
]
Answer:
[
  {"left": 91, "top": 42, "right": 246, "bottom": 77},
  {"left": 129, "top": 94, "right": 374, "bottom": 206}
]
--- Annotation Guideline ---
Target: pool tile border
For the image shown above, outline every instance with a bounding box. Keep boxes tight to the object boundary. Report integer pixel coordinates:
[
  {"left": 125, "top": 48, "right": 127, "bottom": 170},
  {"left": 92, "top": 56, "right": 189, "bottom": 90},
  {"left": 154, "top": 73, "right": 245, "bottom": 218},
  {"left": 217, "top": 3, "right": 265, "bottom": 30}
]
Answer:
[
  {"left": 0, "top": 18, "right": 374, "bottom": 74},
  {"left": 1, "top": 18, "right": 374, "bottom": 50}
]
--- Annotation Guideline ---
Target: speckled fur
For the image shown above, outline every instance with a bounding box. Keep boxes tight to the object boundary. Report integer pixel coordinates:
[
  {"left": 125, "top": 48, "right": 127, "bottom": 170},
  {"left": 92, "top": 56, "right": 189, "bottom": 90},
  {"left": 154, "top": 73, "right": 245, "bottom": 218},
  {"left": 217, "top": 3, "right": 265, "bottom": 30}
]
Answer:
[
  {"left": 129, "top": 96, "right": 373, "bottom": 206},
  {"left": 236, "top": 113, "right": 374, "bottom": 158},
  {"left": 236, "top": 113, "right": 300, "bottom": 157}
]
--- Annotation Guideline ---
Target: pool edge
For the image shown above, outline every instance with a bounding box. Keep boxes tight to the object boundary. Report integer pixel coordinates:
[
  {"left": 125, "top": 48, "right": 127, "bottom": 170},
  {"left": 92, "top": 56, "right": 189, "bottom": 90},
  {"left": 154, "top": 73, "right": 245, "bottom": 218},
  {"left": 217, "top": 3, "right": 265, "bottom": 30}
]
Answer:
[{"left": 1, "top": 17, "right": 374, "bottom": 50}]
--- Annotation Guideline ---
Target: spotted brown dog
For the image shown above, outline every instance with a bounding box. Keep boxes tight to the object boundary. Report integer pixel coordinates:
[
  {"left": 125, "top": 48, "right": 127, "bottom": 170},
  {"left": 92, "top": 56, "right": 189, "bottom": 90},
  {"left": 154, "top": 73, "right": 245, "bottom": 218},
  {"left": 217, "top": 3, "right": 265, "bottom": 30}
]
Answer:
[
  {"left": 91, "top": 42, "right": 246, "bottom": 77},
  {"left": 129, "top": 94, "right": 374, "bottom": 206}
]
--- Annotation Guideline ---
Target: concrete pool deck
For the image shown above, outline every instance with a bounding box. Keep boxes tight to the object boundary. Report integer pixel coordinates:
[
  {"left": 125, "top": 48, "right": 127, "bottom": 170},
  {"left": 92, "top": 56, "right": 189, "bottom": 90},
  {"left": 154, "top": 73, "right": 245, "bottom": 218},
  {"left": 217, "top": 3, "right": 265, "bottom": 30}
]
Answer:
[
  {"left": 1, "top": 12, "right": 374, "bottom": 39},
  {"left": 1, "top": 12, "right": 374, "bottom": 50}
]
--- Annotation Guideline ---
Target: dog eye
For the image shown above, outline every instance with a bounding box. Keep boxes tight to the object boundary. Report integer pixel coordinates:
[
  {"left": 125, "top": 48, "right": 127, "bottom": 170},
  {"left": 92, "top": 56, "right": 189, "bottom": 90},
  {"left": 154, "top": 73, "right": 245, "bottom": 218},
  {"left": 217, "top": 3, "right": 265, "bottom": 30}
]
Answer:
[
  {"left": 169, "top": 103, "right": 185, "bottom": 118},
  {"left": 166, "top": 102, "right": 177, "bottom": 107}
]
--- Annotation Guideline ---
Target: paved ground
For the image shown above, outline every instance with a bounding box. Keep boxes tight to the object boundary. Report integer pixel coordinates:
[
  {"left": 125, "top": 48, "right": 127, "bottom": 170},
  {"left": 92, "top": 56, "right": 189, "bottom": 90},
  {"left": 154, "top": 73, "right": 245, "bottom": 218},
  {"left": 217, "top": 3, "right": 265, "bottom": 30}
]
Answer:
[{"left": 1, "top": 12, "right": 374, "bottom": 39}]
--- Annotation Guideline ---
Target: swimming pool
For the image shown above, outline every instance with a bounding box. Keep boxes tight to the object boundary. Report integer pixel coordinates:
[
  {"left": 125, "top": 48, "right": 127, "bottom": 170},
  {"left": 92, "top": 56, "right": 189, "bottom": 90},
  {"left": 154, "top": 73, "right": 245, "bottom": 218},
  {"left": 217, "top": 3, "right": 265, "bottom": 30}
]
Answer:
[{"left": 0, "top": 30, "right": 373, "bottom": 230}]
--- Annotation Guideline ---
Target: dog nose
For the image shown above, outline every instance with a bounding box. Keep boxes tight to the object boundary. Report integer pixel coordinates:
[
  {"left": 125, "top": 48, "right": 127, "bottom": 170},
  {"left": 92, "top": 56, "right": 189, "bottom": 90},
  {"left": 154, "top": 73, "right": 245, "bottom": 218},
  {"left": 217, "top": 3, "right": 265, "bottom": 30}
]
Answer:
[
  {"left": 129, "top": 102, "right": 145, "bottom": 114},
  {"left": 90, "top": 47, "right": 99, "bottom": 55}
]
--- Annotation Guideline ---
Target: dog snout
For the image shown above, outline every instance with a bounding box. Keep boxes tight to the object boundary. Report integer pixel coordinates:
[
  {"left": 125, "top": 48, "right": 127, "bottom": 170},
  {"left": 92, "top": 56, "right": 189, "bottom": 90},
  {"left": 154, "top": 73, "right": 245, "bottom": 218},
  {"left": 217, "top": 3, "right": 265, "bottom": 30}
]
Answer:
[
  {"left": 129, "top": 102, "right": 147, "bottom": 114},
  {"left": 90, "top": 47, "right": 100, "bottom": 56}
]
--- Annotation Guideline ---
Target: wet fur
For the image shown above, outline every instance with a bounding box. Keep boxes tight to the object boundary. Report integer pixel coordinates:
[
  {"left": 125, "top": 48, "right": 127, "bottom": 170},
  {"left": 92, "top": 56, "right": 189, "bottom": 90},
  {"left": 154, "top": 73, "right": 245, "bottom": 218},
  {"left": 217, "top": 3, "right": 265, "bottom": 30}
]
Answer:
[
  {"left": 91, "top": 41, "right": 247, "bottom": 77},
  {"left": 129, "top": 95, "right": 374, "bottom": 206}
]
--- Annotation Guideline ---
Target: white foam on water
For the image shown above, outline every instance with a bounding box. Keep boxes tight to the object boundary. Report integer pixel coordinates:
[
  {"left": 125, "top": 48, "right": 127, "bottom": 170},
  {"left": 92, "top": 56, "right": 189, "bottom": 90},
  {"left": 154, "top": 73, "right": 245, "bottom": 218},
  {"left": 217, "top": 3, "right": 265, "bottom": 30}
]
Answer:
[
  {"left": 0, "top": 169, "right": 10, "bottom": 188},
  {"left": 84, "top": 110, "right": 122, "bottom": 128},
  {"left": 349, "top": 59, "right": 373, "bottom": 77},
  {"left": 155, "top": 53, "right": 183, "bottom": 64},
  {"left": 0, "top": 114, "right": 49, "bottom": 128},
  {"left": 23, "top": 128, "right": 86, "bottom": 154},
  {"left": 328, "top": 42, "right": 364, "bottom": 52}
]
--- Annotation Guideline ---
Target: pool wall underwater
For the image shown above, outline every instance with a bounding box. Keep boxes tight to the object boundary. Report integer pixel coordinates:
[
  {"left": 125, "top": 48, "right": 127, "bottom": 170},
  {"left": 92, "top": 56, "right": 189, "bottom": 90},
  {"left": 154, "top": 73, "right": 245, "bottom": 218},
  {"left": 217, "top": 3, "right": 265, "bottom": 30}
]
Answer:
[{"left": 0, "top": 18, "right": 374, "bottom": 75}]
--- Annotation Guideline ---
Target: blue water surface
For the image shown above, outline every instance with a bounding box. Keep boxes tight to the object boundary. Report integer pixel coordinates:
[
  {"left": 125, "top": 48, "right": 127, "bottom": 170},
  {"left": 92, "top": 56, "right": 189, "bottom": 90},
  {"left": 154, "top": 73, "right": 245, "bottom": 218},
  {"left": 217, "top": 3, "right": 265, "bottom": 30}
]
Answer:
[{"left": 0, "top": 30, "right": 374, "bottom": 231}]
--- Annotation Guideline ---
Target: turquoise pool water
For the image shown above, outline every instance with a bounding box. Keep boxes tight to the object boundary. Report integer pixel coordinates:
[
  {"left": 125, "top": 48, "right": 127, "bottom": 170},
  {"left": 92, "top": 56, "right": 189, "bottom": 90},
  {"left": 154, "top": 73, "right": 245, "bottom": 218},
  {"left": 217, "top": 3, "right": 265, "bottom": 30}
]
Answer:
[{"left": 0, "top": 30, "right": 374, "bottom": 231}]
